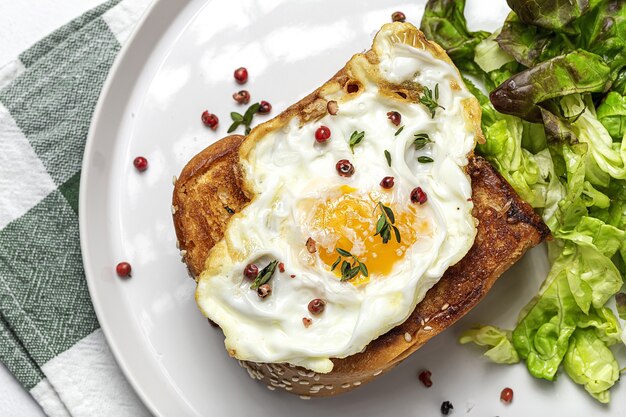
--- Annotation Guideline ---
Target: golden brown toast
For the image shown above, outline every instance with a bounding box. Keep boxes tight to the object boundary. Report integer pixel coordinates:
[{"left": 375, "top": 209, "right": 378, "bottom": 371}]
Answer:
[
  {"left": 173, "top": 135, "right": 549, "bottom": 397},
  {"left": 172, "top": 22, "right": 550, "bottom": 397}
]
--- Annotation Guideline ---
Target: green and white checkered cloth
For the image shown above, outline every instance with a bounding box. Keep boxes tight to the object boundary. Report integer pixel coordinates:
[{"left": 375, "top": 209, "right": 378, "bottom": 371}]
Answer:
[{"left": 0, "top": 1, "right": 152, "bottom": 415}]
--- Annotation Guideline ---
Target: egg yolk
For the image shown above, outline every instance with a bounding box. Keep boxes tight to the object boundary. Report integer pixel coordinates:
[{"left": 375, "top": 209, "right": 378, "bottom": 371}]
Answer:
[{"left": 305, "top": 186, "right": 431, "bottom": 285}]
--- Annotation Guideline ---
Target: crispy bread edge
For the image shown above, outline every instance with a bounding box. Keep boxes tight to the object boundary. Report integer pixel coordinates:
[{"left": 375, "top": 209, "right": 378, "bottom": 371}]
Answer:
[{"left": 173, "top": 135, "right": 249, "bottom": 278}]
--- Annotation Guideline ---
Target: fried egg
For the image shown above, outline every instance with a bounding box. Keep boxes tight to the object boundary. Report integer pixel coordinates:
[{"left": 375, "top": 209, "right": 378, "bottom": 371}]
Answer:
[{"left": 196, "top": 23, "right": 481, "bottom": 373}]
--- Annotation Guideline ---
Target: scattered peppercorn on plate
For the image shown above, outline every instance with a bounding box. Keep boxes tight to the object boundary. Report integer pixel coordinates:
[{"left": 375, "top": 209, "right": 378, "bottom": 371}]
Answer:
[{"left": 80, "top": 0, "right": 626, "bottom": 416}]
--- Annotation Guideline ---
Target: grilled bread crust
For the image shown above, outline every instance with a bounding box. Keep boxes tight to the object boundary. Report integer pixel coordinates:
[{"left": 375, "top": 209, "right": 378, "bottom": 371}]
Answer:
[{"left": 172, "top": 135, "right": 549, "bottom": 397}]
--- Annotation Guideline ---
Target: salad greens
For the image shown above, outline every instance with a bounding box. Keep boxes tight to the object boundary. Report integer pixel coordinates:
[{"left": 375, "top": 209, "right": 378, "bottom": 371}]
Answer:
[
  {"left": 598, "top": 92, "right": 626, "bottom": 140},
  {"left": 459, "top": 325, "right": 520, "bottom": 364},
  {"left": 490, "top": 51, "right": 611, "bottom": 123},
  {"left": 420, "top": 0, "right": 489, "bottom": 76},
  {"left": 563, "top": 328, "right": 619, "bottom": 403},
  {"left": 505, "top": 0, "right": 600, "bottom": 32},
  {"left": 421, "top": 0, "right": 626, "bottom": 402}
]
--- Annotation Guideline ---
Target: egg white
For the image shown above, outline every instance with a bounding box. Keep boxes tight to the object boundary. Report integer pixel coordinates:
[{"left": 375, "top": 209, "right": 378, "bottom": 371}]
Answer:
[{"left": 196, "top": 25, "right": 478, "bottom": 373}]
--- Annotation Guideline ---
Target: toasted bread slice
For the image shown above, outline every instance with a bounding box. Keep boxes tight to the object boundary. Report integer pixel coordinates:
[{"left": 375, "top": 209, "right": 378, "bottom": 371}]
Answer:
[
  {"left": 172, "top": 22, "right": 550, "bottom": 397},
  {"left": 173, "top": 138, "right": 549, "bottom": 397}
]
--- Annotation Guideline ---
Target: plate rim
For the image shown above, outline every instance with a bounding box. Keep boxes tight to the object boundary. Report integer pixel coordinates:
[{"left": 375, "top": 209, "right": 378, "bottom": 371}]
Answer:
[
  {"left": 77, "top": 1, "right": 619, "bottom": 415},
  {"left": 79, "top": 0, "right": 171, "bottom": 415}
]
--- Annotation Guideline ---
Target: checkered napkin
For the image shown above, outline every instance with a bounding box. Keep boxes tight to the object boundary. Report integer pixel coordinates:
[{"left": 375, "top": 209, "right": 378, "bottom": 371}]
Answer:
[{"left": 0, "top": 1, "right": 152, "bottom": 415}]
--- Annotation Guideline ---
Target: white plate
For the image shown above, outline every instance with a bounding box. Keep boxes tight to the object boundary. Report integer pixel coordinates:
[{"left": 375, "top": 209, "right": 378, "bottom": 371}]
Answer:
[{"left": 79, "top": 1, "right": 626, "bottom": 416}]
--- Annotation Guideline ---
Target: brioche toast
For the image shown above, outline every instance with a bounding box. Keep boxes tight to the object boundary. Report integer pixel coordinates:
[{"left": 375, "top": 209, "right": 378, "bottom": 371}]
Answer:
[
  {"left": 173, "top": 137, "right": 548, "bottom": 396},
  {"left": 172, "top": 22, "right": 550, "bottom": 397}
]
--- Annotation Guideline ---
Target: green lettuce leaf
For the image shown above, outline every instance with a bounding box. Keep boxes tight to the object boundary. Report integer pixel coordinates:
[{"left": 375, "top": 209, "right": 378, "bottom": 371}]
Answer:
[
  {"left": 512, "top": 243, "right": 579, "bottom": 380},
  {"left": 420, "top": 0, "right": 522, "bottom": 91},
  {"left": 506, "top": 0, "right": 601, "bottom": 32},
  {"left": 485, "top": 61, "right": 521, "bottom": 92},
  {"left": 597, "top": 91, "right": 626, "bottom": 140},
  {"left": 522, "top": 121, "right": 549, "bottom": 153},
  {"left": 459, "top": 326, "right": 520, "bottom": 364},
  {"left": 464, "top": 78, "right": 549, "bottom": 207},
  {"left": 599, "top": 180, "right": 626, "bottom": 229},
  {"left": 614, "top": 68, "right": 626, "bottom": 95},
  {"left": 582, "top": 182, "right": 611, "bottom": 208},
  {"left": 498, "top": 1, "right": 626, "bottom": 77},
  {"left": 419, "top": 0, "right": 489, "bottom": 75},
  {"left": 588, "top": 181, "right": 626, "bottom": 247},
  {"left": 562, "top": 94, "right": 626, "bottom": 180},
  {"left": 474, "top": 30, "right": 516, "bottom": 73},
  {"left": 576, "top": 0, "right": 626, "bottom": 76},
  {"left": 490, "top": 51, "right": 611, "bottom": 123},
  {"left": 546, "top": 144, "right": 588, "bottom": 232},
  {"left": 554, "top": 216, "right": 624, "bottom": 258},
  {"left": 577, "top": 307, "right": 622, "bottom": 345},
  {"left": 541, "top": 106, "right": 579, "bottom": 146},
  {"left": 545, "top": 142, "right": 610, "bottom": 209},
  {"left": 479, "top": 118, "right": 547, "bottom": 207},
  {"left": 497, "top": 11, "right": 568, "bottom": 67},
  {"left": 563, "top": 328, "right": 619, "bottom": 403},
  {"left": 573, "top": 242, "right": 617, "bottom": 313},
  {"left": 555, "top": 241, "right": 622, "bottom": 315},
  {"left": 535, "top": 148, "right": 566, "bottom": 222},
  {"left": 512, "top": 240, "right": 622, "bottom": 379}
]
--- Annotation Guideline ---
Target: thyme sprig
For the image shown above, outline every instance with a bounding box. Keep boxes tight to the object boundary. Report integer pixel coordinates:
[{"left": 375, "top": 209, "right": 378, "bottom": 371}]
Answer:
[
  {"left": 349, "top": 130, "right": 365, "bottom": 153},
  {"left": 331, "top": 248, "right": 369, "bottom": 282},
  {"left": 374, "top": 202, "right": 401, "bottom": 244},
  {"left": 414, "top": 133, "right": 433, "bottom": 150},
  {"left": 228, "top": 102, "right": 261, "bottom": 134},
  {"left": 419, "top": 84, "right": 445, "bottom": 118},
  {"left": 250, "top": 260, "right": 278, "bottom": 290}
]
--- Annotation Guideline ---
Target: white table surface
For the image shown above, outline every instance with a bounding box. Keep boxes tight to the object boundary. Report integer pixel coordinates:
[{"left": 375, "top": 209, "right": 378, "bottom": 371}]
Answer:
[{"left": 0, "top": 1, "right": 104, "bottom": 415}]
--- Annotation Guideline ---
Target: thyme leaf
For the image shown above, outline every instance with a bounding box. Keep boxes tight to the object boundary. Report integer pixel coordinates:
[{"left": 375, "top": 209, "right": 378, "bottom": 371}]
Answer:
[
  {"left": 349, "top": 130, "right": 365, "bottom": 153},
  {"left": 227, "top": 121, "right": 241, "bottom": 133},
  {"left": 331, "top": 256, "right": 341, "bottom": 270},
  {"left": 341, "top": 260, "right": 350, "bottom": 278},
  {"left": 414, "top": 133, "right": 433, "bottom": 150},
  {"left": 331, "top": 248, "right": 368, "bottom": 282},
  {"left": 373, "top": 202, "right": 401, "bottom": 244},
  {"left": 384, "top": 150, "right": 392, "bottom": 167},
  {"left": 418, "top": 156, "right": 434, "bottom": 163},
  {"left": 336, "top": 247, "right": 351, "bottom": 257},
  {"left": 243, "top": 102, "right": 261, "bottom": 125},
  {"left": 419, "top": 84, "right": 445, "bottom": 118},
  {"left": 392, "top": 225, "right": 401, "bottom": 243},
  {"left": 229, "top": 102, "right": 261, "bottom": 134},
  {"left": 250, "top": 260, "right": 279, "bottom": 290}
]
